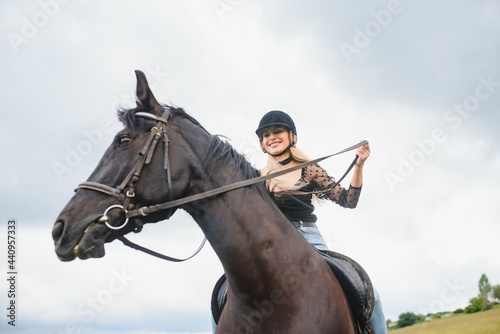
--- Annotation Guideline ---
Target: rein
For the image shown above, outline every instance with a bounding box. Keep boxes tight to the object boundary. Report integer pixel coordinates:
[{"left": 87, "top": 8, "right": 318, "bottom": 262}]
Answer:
[
  {"left": 77, "top": 109, "right": 368, "bottom": 262},
  {"left": 126, "top": 140, "right": 368, "bottom": 218}
]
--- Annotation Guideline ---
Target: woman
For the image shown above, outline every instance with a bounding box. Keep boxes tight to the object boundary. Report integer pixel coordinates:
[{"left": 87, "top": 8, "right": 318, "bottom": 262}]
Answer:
[{"left": 256, "top": 110, "right": 387, "bottom": 334}]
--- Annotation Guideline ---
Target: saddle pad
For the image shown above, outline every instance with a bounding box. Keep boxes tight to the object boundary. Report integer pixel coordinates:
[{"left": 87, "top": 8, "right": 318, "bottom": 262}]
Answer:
[
  {"left": 211, "top": 273, "right": 228, "bottom": 324},
  {"left": 318, "top": 249, "right": 375, "bottom": 334}
]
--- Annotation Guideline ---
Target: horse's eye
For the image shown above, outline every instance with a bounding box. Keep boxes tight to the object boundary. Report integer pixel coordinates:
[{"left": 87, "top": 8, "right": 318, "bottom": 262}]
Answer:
[{"left": 117, "top": 135, "right": 132, "bottom": 147}]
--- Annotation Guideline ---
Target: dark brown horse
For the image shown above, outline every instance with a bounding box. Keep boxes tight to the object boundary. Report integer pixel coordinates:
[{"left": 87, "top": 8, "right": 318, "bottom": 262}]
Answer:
[{"left": 52, "top": 71, "right": 355, "bottom": 333}]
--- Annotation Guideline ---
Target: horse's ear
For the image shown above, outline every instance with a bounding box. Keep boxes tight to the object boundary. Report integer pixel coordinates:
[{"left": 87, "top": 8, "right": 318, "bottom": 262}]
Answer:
[{"left": 135, "top": 70, "right": 163, "bottom": 115}]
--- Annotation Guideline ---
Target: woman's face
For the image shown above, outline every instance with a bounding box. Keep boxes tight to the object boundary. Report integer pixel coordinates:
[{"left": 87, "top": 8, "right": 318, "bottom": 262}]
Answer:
[{"left": 260, "top": 126, "right": 291, "bottom": 156}]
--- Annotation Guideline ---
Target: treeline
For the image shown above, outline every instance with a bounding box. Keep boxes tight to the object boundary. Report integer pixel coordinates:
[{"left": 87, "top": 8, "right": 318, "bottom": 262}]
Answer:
[{"left": 387, "top": 273, "right": 500, "bottom": 330}]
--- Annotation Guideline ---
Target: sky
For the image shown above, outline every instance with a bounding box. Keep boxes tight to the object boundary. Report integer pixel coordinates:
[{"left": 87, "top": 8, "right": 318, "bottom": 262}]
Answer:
[{"left": 1, "top": 0, "right": 499, "bottom": 333}]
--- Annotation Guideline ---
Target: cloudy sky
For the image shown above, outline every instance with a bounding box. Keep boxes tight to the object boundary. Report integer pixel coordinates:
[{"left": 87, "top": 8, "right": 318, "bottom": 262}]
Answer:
[{"left": 1, "top": 1, "right": 499, "bottom": 333}]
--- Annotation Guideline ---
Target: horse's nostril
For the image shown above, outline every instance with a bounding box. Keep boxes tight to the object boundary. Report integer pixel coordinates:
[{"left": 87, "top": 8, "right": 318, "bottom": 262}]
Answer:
[{"left": 52, "top": 221, "right": 64, "bottom": 242}]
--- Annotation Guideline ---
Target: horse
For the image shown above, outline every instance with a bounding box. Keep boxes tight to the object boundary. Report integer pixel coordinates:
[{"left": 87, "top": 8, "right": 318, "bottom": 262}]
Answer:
[{"left": 52, "top": 70, "right": 356, "bottom": 333}]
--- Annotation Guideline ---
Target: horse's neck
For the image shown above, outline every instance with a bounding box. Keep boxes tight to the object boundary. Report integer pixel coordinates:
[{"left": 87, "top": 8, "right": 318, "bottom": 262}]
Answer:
[{"left": 186, "top": 180, "right": 317, "bottom": 297}]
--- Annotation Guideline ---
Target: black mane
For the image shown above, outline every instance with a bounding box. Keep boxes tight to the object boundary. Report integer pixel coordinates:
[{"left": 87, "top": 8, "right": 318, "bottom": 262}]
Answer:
[
  {"left": 203, "top": 135, "right": 260, "bottom": 180},
  {"left": 203, "top": 135, "right": 269, "bottom": 196}
]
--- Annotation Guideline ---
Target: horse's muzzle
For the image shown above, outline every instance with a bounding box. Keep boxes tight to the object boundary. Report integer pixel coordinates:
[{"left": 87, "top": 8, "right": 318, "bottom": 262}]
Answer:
[{"left": 52, "top": 217, "right": 108, "bottom": 261}]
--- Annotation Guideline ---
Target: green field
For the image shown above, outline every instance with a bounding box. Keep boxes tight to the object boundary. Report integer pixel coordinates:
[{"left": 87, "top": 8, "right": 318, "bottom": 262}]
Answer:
[{"left": 389, "top": 307, "right": 500, "bottom": 334}]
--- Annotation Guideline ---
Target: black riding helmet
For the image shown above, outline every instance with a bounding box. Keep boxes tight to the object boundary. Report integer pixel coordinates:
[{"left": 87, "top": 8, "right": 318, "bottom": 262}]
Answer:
[{"left": 255, "top": 110, "right": 297, "bottom": 140}]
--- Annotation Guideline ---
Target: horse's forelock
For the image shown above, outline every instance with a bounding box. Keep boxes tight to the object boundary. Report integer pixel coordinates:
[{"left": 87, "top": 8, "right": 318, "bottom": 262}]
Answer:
[{"left": 117, "top": 107, "right": 140, "bottom": 130}]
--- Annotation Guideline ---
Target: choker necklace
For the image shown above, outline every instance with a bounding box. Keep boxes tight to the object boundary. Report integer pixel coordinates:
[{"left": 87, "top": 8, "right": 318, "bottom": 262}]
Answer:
[{"left": 278, "top": 155, "right": 294, "bottom": 166}]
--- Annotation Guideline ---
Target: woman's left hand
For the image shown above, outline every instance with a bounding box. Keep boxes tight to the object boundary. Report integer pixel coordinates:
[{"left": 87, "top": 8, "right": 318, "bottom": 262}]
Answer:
[{"left": 355, "top": 144, "right": 370, "bottom": 167}]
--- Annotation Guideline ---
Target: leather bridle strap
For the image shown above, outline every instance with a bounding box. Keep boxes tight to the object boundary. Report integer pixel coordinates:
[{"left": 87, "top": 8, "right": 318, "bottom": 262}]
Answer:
[
  {"left": 77, "top": 109, "right": 174, "bottom": 224},
  {"left": 117, "top": 235, "right": 207, "bottom": 262},
  {"left": 76, "top": 107, "right": 366, "bottom": 262},
  {"left": 126, "top": 139, "right": 369, "bottom": 219},
  {"left": 118, "top": 140, "right": 366, "bottom": 263},
  {"left": 333, "top": 155, "right": 359, "bottom": 188},
  {"left": 78, "top": 182, "right": 127, "bottom": 202}
]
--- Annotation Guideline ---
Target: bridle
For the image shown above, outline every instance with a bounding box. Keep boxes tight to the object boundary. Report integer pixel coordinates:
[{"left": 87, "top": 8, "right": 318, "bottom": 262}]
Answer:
[
  {"left": 76, "top": 108, "right": 205, "bottom": 262},
  {"left": 78, "top": 108, "right": 174, "bottom": 231},
  {"left": 77, "top": 107, "right": 368, "bottom": 262}
]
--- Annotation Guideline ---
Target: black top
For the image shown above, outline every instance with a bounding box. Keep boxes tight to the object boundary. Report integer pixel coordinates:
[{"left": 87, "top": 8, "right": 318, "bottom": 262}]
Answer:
[{"left": 270, "top": 164, "right": 362, "bottom": 223}]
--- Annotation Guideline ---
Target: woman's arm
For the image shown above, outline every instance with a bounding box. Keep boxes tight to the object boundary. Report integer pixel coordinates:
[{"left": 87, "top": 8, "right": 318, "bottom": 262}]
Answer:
[
  {"left": 302, "top": 164, "right": 359, "bottom": 208},
  {"left": 302, "top": 144, "right": 370, "bottom": 208}
]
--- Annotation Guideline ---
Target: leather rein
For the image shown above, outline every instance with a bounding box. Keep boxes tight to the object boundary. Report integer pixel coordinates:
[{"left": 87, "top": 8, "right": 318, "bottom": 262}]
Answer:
[{"left": 77, "top": 109, "right": 368, "bottom": 262}]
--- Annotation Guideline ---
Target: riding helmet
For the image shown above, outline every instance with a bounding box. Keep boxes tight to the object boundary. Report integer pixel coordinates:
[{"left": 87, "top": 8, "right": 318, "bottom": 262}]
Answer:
[{"left": 255, "top": 110, "right": 297, "bottom": 139}]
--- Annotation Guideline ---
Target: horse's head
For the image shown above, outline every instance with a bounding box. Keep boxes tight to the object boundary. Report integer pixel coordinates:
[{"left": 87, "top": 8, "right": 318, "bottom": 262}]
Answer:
[{"left": 52, "top": 71, "right": 205, "bottom": 261}]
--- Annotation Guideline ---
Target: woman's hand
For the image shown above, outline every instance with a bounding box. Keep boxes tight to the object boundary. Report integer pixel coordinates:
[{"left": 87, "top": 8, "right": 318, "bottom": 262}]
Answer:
[{"left": 355, "top": 144, "right": 370, "bottom": 168}]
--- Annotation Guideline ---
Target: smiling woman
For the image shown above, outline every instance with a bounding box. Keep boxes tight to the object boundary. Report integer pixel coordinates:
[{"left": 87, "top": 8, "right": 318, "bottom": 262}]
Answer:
[{"left": 253, "top": 110, "right": 388, "bottom": 334}]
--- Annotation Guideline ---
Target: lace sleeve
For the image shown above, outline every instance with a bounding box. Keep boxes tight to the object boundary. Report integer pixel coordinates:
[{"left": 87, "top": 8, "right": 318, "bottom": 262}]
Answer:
[{"left": 302, "top": 164, "right": 362, "bottom": 208}]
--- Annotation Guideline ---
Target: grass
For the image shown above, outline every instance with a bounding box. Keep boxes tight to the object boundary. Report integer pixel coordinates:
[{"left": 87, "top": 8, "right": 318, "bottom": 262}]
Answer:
[{"left": 389, "top": 306, "right": 500, "bottom": 334}]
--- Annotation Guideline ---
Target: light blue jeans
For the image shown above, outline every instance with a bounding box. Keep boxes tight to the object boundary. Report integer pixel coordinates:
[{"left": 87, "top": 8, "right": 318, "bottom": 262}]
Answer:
[{"left": 298, "top": 225, "right": 387, "bottom": 334}]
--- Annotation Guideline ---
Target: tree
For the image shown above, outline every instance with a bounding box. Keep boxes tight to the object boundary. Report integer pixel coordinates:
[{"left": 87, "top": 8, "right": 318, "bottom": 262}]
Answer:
[
  {"left": 478, "top": 273, "right": 492, "bottom": 310},
  {"left": 464, "top": 296, "right": 486, "bottom": 313},
  {"left": 397, "top": 312, "right": 419, "bottom": 328},
  {"left": 479, "top": 274, "right": 492, "bottom": 303},
  {"left": 493, "top": 284, "right": 500, "bottom": 303}
]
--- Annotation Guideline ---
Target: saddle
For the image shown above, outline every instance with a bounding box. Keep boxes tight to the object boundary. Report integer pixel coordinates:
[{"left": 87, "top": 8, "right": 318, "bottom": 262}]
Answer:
[{"left": 211, "top": 249, "right": 375, "bottom": 334}]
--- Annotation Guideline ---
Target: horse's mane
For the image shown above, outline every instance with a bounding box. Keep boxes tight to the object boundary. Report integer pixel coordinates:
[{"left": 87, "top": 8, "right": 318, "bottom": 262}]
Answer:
[
  {"left": 203, "top": 135, "right": 270, "bottom": 196},
  {"left": 117, "top": 104, "right": 266, "bottom": 194},
  {"left": 203, "top": 135, "right": 259, "bottom": 178}
]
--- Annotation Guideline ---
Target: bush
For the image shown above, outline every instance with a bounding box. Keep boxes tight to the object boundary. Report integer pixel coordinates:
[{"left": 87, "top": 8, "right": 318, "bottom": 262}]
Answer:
[
  {"left": 465, "top": 296, "right": 486, "bottom": 314},
  {"left": 397, "top": 312, "right": 420, "bottom": 328}
]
